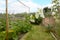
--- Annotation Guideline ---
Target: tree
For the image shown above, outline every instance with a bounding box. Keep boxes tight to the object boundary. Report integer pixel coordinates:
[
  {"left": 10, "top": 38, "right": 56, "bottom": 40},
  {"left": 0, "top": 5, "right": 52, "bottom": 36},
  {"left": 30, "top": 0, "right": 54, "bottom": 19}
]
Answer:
[
  {"left": 43, "top": 7, "right": 52, "bottom": 17},
  {"left": 52, "top": 0, "right": 60, "bottom": 21}
]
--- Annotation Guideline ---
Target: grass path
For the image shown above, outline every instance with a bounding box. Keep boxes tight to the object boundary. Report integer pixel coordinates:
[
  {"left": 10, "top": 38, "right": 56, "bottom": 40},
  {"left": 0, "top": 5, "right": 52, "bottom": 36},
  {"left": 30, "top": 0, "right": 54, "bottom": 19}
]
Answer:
[{"left": 20, "top": 25, "right": 54, "bottom": 40}]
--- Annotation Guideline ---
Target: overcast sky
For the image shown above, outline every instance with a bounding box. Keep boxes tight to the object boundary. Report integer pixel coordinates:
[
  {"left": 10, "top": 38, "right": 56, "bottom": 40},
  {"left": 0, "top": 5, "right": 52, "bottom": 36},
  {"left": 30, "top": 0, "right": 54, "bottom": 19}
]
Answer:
[{"left": 0, "top": 0, "right": 52, "bottom": 13}]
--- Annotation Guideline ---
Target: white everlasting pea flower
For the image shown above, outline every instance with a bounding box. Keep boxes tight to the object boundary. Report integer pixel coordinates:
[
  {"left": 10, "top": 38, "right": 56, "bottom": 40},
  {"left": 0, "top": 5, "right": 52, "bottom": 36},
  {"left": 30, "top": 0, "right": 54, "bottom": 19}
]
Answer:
[
  {"left": 30, "top": 15, "right": 35, "bottom": 22},
  {"left": 35, "top": 12, "right": 39, "bottom": 19},
  {"left": 52, "top": 12, "right": 56, "bottom": 15}
]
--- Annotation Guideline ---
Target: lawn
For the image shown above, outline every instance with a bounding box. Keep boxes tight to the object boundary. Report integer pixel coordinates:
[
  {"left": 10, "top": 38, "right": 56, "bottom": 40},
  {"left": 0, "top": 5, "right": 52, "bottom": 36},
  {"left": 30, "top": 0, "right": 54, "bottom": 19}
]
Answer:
[{"left": 21, "top": 25, "right": 55, "bottom": 40}]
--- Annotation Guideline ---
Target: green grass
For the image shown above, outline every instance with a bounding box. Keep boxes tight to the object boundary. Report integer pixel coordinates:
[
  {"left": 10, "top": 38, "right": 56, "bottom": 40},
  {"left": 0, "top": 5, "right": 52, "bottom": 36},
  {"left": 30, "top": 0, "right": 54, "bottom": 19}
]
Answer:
[
  {"left": 55, "top": 22, "right": 60, "bottom": 37},
  {"left": 21, "top": 25, "right": 54, "bottom": 40}
]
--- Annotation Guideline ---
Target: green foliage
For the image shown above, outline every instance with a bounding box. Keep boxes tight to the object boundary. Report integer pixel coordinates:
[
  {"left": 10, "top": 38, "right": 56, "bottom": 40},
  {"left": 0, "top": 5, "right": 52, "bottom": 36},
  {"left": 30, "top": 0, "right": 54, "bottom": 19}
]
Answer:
[
  {"left": 0, "top": 18, "right": 6, "bottom": 32},
  {"left": 0, "top": 20, "right": 32, "bottom": 40},
  {"left": 35, "top": 15, "right": 42, "bottom": 24},
  {"left": 43, "top": 7, "right": 52, "bottom": 17},
  {"left": 45, "top": 24, "right": 53, "bottom": 33},
  {"left": 0, "top": 14, "right": 32, "bottom": 40},
  {"left": 0, "top": 31, "right": 18, "bottom": 40},
  {"left": 0, "top": 32, "right": 6, "bottom": 40},
  {"left": 55, "top": 22, "right": 60, "bottom": 37},
  {"left": 52, "top": 0, "right": 60, "bottom": 20},
  {"left": 8, "top": 31, "right": 18, "bottom": 40},
  {"left": 52, "top": 0, "right": 60, "bottom": 38},
  {"left": 30, "top": 13, "right": 43, "bottom": 25},
  {"left": 11, "top": 20, "right": 32, "bottom": 33}
]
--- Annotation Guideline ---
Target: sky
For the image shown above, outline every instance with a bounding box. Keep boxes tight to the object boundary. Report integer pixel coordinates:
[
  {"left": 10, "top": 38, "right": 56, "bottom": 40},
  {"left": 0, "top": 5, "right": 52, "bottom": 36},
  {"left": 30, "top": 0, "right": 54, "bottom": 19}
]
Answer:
[
  {"left": 32, "top": 0, "right": 51, "bottom": 6},
  {"left": 0, "top": 0, "right": 52, "bottom": 13}
]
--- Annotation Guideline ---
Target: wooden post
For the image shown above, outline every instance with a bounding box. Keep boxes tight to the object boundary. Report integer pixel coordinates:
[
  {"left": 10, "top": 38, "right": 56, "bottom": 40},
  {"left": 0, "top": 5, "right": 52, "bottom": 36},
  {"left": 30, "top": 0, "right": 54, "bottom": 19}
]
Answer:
[{"left": 6, "top": 0, "right": 9, "bottom": 40}]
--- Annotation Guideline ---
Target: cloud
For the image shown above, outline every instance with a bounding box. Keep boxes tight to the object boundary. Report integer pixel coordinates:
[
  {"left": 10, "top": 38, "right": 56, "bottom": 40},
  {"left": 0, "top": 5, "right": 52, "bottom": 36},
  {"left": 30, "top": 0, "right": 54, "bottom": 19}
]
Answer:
[
  {"left": 0, "top": 0, "right": 42, "bottom": 13},
  {"left": 0, "top": 0, "right": 53, "bottom": 13}
]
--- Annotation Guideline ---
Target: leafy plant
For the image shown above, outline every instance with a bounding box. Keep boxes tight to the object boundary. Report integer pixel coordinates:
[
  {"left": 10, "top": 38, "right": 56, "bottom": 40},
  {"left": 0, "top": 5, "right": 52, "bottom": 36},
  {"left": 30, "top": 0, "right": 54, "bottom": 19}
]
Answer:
[
  {"left": 0, "top": 14, "right": 32, "bottom": 40},
  {"left": 12, "top": 20, "right": 32, "bottom": 33},
  {"left": 35, "top": 15, "right": 42, "bottom": 24},
  {"left": 0, "top": 18, "right": 6, "bottom": 32},
  {"left": 0, "top": 30, "right": 18, "bottom": 40},
  {"left": 0, "top": 32, "right": 6, "bottom": 40},
  {"left": 45, "top": 24, "right": 53, "bottom": 33},
  {"left": 55, "top": 22, "right": 60, "bottom": 37},
  {"left": 30, "top": 14, "right": 43, "bottom": 25}
]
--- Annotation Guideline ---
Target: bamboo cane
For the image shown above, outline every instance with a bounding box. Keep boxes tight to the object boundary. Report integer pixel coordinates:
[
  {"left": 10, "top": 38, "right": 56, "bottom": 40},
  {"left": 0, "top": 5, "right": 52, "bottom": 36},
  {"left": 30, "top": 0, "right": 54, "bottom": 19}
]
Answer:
[{"left": 6, "top": 0, "right": 9, "bottom": 40}]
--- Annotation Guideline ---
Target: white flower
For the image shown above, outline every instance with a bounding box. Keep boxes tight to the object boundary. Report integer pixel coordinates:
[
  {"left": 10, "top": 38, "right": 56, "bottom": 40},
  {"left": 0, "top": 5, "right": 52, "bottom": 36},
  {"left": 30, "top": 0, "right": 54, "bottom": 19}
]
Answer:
[{"left": 52, "top": 12, "right": 56, "bottom": 15}]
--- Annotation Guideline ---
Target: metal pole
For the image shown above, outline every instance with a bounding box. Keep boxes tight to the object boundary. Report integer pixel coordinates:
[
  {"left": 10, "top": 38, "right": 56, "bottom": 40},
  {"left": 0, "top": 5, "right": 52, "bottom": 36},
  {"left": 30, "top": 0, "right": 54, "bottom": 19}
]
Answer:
[{"left": 6, "top": 0, "right": 9, "bottom": 40}]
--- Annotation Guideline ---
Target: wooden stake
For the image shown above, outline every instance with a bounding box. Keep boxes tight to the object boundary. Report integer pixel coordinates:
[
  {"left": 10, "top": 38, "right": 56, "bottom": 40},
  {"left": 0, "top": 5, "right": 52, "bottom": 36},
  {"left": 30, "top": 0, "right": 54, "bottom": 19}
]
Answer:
[{"left": 6, "top": 0, "right": 9, "bottom": 40}]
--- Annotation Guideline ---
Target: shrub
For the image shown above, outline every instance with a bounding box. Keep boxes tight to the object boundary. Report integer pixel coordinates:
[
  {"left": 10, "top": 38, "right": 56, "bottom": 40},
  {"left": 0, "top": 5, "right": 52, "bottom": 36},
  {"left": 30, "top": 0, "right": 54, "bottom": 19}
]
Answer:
[
  {"left": 20, "top": 21, "right": 32, "bottom": 33},
  {"left": 35, "top": 16, "right": 42, "bottom": 24},
  {"left": 30, "top": 14, "right": 43, "bottom": 25}
]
